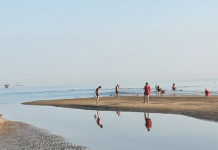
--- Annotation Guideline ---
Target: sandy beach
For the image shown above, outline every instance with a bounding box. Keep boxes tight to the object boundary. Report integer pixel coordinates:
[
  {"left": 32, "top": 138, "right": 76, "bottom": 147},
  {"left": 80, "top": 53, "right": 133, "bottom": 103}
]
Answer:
[
  {"left": 0, "top": 115, "right": 86, "bottom": 150},
  {"left": 23, "top": 96, "right": 218, "bottom": 122}
]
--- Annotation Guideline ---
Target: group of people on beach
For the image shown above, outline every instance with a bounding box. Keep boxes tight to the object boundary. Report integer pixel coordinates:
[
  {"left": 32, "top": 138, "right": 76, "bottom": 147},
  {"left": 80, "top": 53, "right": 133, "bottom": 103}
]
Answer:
[
  {"left": 95, "top": 84, "right": 120, "bottom": 104},
  {"left": 95, "top": 83, "right": 210, "bottom": 104},
  {"left": 93, "top": 83, "right": 210, "bottom": 132},
  {"left": 143, "top": 83, "right": 179, "bottom": 103}
]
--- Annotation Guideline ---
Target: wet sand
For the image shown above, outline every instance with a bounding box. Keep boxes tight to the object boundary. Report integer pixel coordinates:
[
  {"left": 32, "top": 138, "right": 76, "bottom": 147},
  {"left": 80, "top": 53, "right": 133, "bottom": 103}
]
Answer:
[
  {"left": 23, "top": 96, "right": 218, "bottom": 122},
  {"left": 0, "top": 116, "right": 86, "bottom": 150}
]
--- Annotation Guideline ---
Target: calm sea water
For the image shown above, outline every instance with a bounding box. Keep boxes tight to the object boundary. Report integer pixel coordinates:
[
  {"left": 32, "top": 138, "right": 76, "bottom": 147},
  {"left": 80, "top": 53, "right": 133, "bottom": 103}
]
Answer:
[
  {"left": 0, "top": 105, "right": 218, "bottom": 150},
  {"left": 1, "top": 79, "right": 218, "bottom": 104},
  {"left": 0, "top": 79, "right": 218, "bottom": 150}
]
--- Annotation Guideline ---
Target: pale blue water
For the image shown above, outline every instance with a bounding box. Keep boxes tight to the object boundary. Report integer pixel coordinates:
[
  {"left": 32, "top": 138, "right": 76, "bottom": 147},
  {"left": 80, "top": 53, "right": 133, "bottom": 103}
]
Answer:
[
  {"left": 1, "top": 79, "right": 218, "bottom": 104},
  {"left": 0, "top": 105, "right": 218, "bottom": 150},
  {"left": 0, "top": 79, "right": 218, "bottom": 150}
]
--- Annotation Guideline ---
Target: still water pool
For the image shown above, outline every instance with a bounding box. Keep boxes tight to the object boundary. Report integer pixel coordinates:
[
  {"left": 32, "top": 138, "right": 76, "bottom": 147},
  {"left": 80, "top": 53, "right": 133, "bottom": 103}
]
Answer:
[{"left": 0, "top": 104, "right": 218, "bottom": 150}]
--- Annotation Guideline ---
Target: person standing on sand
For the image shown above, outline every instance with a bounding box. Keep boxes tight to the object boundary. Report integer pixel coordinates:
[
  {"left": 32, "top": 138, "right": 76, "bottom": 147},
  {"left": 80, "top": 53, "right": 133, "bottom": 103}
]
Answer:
[
  {"left": 172, "top": 83, "right": 176, "bottom": 96},
  {"left": 155, "top": 84, "right": 158, "bottom": 96},
  {"left": 95, "top": 86, "right": 101, "bottom": 104},
  {"left": 144, "top": 113, "right": 152, "bottom": 131},
  {"left": 144, "top": 82, "right": 151, "bottom": 103},
  {"left": 157, "top": 85, "right": 161, "bottom": 96},
  {"left": 205, "top": 89, "right": 210, "bottom": 99},
  {"left": 115, "top": 84, "right": 120, "bottom": 97}
]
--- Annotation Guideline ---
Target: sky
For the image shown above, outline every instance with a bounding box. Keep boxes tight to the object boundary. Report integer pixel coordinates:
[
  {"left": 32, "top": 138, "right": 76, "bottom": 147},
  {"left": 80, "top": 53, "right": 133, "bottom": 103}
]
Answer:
[{"left": 0, "top": 0, "right": 218, "bottom": 87}]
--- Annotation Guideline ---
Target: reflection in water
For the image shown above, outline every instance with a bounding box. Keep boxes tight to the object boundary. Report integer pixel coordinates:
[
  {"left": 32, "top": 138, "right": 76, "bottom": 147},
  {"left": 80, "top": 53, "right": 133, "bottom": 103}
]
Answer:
[
  {"left": 93, "top": 110, "right": 153, "bottom": 131},
  {"left": 94, "top": 110, "right": 103, "bottom": 128},
  {"left": 93, "top": 110, "right": 153, "bottom": 132},
  {"left": 1, "top": 105, "right": 218, "bottom": 150},
  {"left": 144, "top": 113, "right": 152, "bottom": 132},
  {"left": 116, "top": 110, "right": 121, "bottom": 116}
]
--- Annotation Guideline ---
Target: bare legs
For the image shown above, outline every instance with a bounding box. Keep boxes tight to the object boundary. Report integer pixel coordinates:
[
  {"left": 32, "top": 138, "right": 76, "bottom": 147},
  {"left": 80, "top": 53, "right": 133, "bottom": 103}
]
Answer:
[
  {"left": 96, "top": 96, "right": 99, "bottom": 104},
  {"left": 115, "top": 90, "right": 119, "bottom": 97},
  {"left": 144, "top": 95, "right": 149, "bottom": 103},
  {"left": 173, "top": 90, "right": 176, "bottom": 96}
]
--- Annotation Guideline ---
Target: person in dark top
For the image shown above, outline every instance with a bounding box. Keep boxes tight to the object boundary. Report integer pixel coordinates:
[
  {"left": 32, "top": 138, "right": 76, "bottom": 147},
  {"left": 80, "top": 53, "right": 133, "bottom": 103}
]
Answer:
[
  {"left": 144, "top": 113, "right": 152, "bottom": 132},
  {"left": 115, "top": 84, "right": 120, "bottom": 97},
  {"left": 156, "top": 85, "right": 161, "bottom": 95},
  {"left": 95, "top": 86, "right": 101, "bottom": 104},
  {"left": 172, "top": 83, "right": 176, "bottom": 96}
]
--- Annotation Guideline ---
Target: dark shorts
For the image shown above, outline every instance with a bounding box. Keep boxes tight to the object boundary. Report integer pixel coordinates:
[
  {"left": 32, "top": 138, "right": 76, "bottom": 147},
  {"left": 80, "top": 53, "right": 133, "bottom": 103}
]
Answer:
[{"left": 144, "top": 92, "right": 149, "bottom": 96}]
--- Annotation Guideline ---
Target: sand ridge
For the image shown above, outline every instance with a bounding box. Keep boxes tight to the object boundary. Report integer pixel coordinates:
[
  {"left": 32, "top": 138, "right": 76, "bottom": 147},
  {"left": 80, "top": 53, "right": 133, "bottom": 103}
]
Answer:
[{"left": 23, "top": 96, "right": 218, "bottom": 122}]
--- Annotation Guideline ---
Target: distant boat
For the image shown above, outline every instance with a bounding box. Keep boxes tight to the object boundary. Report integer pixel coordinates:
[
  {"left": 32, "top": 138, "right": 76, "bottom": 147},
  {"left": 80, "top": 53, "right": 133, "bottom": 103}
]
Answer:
[{"left": 4, "top": 84, "right": 9, "bottom": 88}]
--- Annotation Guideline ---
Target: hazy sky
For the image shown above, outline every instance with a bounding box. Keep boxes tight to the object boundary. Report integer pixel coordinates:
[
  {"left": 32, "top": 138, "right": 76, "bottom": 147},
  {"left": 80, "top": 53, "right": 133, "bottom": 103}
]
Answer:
[{"left": 0, "top": 0, "right": 218, "bottom": 87}]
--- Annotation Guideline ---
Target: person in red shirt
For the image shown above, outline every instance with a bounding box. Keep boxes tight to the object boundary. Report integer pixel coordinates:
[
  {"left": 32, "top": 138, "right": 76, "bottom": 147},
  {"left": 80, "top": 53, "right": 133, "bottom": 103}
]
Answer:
[
  {"left": 205, "top": 88, "right": 210, "bottom": 99},
  {"left": 144, "top": 82, "right": 151, "bottom": 103},
  {"left": 144, "top": 113, "right": 152, "bottom": 131}
]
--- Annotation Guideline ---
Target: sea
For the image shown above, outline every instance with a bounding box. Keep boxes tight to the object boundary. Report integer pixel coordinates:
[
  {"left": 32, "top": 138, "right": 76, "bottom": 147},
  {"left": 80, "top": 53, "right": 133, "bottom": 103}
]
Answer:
[
  {"left": 1, "top": 79, "right": 218, "bottom": 104},
  {"left": 0, "top": 79, "right": 218, "bottom": 150}
]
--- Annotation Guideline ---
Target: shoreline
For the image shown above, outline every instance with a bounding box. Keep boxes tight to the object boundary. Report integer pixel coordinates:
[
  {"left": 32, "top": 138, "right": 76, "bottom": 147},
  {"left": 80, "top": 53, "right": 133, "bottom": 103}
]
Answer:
[
  {"left": 23, "top": 96, "right": 218, "bottom": 122},
  {"left": 0, "top": 115, "right": 86, "bottom": 150}
]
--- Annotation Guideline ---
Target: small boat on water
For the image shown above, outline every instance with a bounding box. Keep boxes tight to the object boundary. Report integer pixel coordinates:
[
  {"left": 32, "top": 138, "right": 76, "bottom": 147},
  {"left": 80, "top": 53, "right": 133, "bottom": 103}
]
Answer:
[{"left": 4, "top": 84, "right": 9, "bottom": 88}]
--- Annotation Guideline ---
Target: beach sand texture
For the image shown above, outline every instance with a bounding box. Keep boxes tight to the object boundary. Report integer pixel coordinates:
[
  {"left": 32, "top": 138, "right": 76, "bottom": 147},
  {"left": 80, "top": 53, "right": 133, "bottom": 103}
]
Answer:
[
  {"left": 0, "top": 116, "right": 86, "bottom": 150},
  {"left": 23, "top": 96, "right": 218, "bottom": 122}
]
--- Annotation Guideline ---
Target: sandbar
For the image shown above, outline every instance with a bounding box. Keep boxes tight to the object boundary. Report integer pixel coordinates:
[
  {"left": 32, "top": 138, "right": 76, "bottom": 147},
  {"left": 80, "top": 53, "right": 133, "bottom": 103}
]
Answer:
[{"left": 23, "top": 96, "right": 218, "bottom": 122}]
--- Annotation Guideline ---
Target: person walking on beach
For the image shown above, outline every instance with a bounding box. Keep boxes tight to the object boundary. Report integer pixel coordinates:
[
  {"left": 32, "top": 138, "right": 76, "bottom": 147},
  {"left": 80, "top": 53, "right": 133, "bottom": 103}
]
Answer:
[
  {"left": 172, "top": 83, "right": 176, "bottom": 96},
  {"left": 95, "top": 86, "right": 101, "bottom": 104},
  {"left": 156, "top": 85, "right": 161, "bottom": 96},
  {"left": 144, "top": 82, "right": 151, "bottom": 103},
  {"left": 94, "top": 110, "right": 103, "bottom": 128},
  {"left": 115, "top": 84, "right": 120, "bottom": 97},
  {"left": 144, "top": 113, "right": 152, "bottom": 131},
  {"left": 205, "top": 89, "right": 210, "bottom": 99}
]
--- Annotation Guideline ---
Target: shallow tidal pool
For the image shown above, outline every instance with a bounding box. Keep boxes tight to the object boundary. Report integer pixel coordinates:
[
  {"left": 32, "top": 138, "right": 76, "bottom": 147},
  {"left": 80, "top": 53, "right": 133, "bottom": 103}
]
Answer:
[{"left": 0, "top": 104, "right": 218, "bottom": 150}]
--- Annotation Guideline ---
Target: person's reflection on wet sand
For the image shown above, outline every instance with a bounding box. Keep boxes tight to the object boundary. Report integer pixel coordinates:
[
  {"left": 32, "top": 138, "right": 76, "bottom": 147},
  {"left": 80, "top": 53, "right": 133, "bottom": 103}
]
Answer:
[
  {"left": 144, "top": 113, "right": 152, "bottom": 131},
  {"left": 94, "top": 110, "right": 103, "bottom": 128},
  {"left": 116, "top": 110, "right": 121, "bottom": 116}
]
